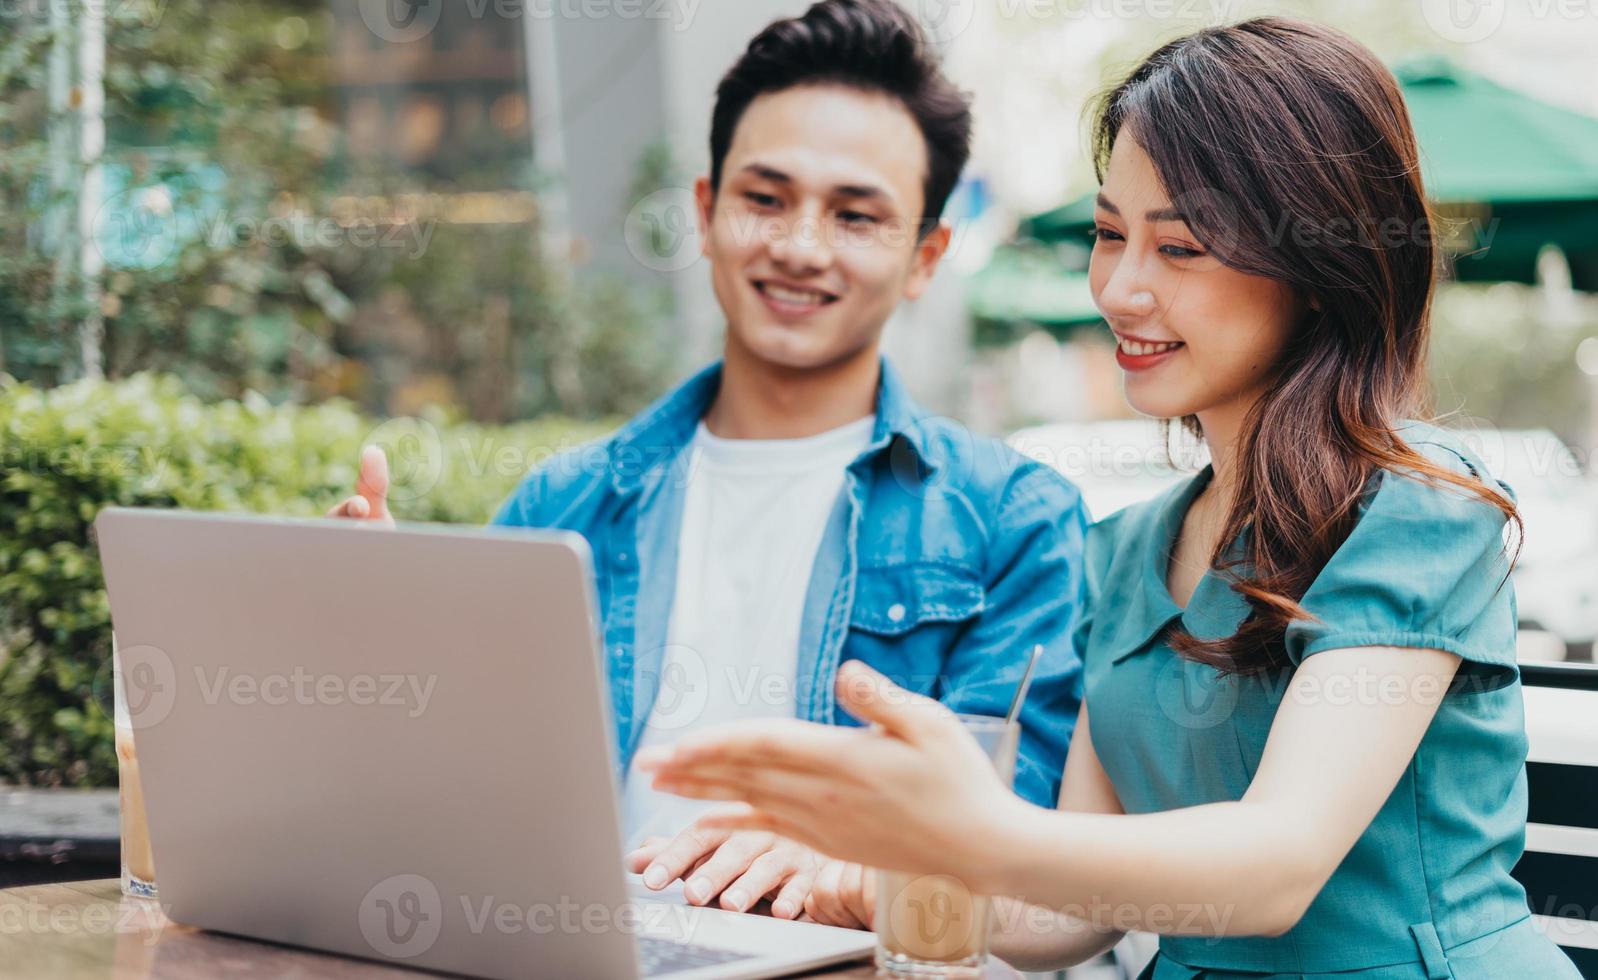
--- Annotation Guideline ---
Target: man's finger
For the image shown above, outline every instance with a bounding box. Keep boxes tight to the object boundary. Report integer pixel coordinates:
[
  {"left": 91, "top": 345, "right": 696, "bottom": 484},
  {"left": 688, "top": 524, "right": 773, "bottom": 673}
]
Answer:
[
  {"left": 770, "top": 862, "right": 818, "bottom": 920},
  {"left": 640, "top": 825, "right": 732, "bottom": 892},
  {"left": 720, "top": 848, "right": 805, "bottom": 914},
  {"left": 624, "top": 837, "right": 671, "bottom": 874},
  {"left": 681, "top": 833, "right": 773, "bottom": 907},
  {"left": 805, "top": 860, "right": 851, "bottom": 927},
  {"left": 326, "top": 495, "right": 365, "bottom": 519},
  {"left": 357, "top": 445, "right": 390, "bottom": 520},
  {"left": 840, "top": 862, "right": 871, "bottom": 928},
  {"left": 856, "top": 865, "right": 877, "bottom": 927}
]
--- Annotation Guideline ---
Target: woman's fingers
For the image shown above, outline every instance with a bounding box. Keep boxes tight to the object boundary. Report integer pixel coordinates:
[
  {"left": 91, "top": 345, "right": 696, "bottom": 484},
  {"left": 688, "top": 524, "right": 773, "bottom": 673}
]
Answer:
[
  {"left": 637, "top": 719, "right": 862, "bottom": 776},
  {"left": 651, "top": 764, "right": 840, "bottom": 817},
  {"left": 833, "top": 660, "right": 956, "bottom": 741},
  {"left": 693, "top": 802, "right": 783, "bottom": 834},
  {"left": 692, "top": 805, "right": 839, "bottom": 858}
]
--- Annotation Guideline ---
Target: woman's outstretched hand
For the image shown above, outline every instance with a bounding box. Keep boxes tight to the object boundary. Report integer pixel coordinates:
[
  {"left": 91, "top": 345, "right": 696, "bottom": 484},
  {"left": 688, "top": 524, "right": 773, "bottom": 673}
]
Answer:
[{"left": 633, "top": 660, "right": 1025, "bottom": 890}]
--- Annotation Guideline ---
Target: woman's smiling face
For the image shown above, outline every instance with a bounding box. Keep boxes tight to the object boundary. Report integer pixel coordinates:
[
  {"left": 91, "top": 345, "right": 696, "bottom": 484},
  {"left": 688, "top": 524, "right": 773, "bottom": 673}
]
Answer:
[{"left": 1089, "top": 132, "right": 1306, "bottom": 422}]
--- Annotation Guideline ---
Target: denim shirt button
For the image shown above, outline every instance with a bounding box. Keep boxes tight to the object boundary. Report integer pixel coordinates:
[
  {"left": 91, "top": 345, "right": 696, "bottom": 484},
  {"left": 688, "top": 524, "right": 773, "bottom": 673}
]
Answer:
[{"left": 887, "top": 602, "right": 907, "bottom": 623}]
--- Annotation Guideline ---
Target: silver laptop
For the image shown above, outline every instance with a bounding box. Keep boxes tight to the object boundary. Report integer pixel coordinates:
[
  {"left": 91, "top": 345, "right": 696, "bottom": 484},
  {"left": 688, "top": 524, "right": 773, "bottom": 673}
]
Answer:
[{"left": 94, "top": 507, "right": 875, "bottom": 980}]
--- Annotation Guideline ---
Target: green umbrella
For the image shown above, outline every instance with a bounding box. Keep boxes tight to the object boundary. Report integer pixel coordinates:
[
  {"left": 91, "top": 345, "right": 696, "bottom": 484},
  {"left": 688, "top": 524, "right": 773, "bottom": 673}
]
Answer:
[
  {"left": 1016, "top": 192, "right": 1096, "bottom": 247},
  {"left": 1401, "top": 57, "right": 1598, "bottom": 287},
  {"left": 966, "top": 244, "right": 1102, "bottom": 344},
  {"left": 1401, "top": 56, "right": 1598, "bottom": 204},
  {"left": 1006, "top": 57, "right": 1598, "bottom": 293}
]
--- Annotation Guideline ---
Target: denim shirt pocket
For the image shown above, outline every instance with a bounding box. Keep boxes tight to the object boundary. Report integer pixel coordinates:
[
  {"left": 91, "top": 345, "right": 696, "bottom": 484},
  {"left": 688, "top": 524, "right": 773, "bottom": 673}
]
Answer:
[
  {"left": 841, "top": 562, "right": 987, "bottom": 707},
  {"left": 849, "top": 562, "right": 986, "bottom": 636}
]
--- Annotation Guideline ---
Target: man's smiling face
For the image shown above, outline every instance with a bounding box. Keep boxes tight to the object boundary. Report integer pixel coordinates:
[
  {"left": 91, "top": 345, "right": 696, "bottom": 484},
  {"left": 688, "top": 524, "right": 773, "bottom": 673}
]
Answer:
[{"left": 695, "top": 83, "right": 950, "bottom": 372}]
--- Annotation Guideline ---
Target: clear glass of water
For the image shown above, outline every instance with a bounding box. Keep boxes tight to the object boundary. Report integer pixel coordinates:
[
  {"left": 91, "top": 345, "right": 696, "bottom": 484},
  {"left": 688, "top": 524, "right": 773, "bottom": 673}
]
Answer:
[
  {"left": 113, "top": 635, "right": 158, "bottom": 899},
  {"left": 873, "top": 714, "right": 1019, "bottom": 979}
]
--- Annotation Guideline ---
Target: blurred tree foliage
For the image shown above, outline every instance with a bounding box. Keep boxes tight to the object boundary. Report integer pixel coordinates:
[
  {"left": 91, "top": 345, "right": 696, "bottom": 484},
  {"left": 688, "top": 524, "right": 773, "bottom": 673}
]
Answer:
[
  {"left": 0, "top": 372, "right": 613, "bottom": 786},
  {"left": 0, "top": 0, "right": 668, "bottom": 421}
]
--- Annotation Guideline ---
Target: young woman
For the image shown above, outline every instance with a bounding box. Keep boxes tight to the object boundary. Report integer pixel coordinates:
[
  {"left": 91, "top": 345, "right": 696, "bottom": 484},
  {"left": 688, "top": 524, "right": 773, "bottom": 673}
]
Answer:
[{"left": 637, "top": 17, "right": 1582, "bottom": 980}]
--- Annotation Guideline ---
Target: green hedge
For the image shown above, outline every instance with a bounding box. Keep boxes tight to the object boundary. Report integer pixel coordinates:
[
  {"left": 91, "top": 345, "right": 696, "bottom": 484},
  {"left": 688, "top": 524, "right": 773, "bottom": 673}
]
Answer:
[{"left": 0, "top": 373, "right": 613, "bottom": 786}]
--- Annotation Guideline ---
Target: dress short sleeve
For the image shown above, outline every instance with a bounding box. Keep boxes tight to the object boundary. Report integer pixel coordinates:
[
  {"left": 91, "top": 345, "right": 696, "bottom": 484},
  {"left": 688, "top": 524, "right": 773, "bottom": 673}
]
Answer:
[{"left": 1283, "top": 438, "right": 1519, "bottom": 692}]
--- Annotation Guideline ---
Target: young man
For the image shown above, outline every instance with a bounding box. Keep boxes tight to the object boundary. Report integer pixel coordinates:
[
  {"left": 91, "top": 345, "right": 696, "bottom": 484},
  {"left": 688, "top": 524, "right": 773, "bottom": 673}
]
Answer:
[{"left": 330, "top": 0, "right": 1088, "bottom": 929}]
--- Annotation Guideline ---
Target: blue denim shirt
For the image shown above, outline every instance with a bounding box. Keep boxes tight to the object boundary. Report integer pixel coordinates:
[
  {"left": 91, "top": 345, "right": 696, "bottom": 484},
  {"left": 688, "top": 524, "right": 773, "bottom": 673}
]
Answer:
[{"left": 490, "top": 358, "right": 1087, "bottom": 807}]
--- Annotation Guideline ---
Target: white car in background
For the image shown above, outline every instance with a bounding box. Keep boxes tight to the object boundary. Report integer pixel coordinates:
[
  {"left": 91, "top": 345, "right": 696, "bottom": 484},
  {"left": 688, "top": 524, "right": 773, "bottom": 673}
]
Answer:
[{"left": 1008, "top": 422, "right": 1598, "bottom": 663}]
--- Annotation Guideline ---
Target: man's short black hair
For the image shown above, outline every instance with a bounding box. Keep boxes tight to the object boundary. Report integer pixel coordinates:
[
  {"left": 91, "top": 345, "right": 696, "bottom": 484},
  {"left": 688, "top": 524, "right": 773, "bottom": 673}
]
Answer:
[{"left": 709, "top": 0, "right": 973, "bottom": 236}]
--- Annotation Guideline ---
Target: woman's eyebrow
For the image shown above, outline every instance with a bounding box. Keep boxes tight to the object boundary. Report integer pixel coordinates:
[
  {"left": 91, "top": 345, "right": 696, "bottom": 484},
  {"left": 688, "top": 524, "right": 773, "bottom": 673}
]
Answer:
[{"left": 1096, "top": 191, "right": 1186, "bottom": 222}]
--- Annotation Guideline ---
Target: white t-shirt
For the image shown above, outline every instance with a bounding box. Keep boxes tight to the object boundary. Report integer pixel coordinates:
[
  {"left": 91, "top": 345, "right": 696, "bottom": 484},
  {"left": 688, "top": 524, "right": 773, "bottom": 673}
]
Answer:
[{"left": 620, "top": 415, "right": 876, "bottom": 848}]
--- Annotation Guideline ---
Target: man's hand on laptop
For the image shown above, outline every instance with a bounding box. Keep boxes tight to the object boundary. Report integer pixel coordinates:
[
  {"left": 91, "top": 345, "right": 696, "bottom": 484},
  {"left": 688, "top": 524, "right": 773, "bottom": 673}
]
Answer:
[
  {"left": 325, "top": 445, "right": 395, "bottom": 527},
  {"left": 803, "top": 858, "right": 875, "bottom": 930},
  {"left": 627, "top": 821, "right": 823, "bottom": 920}
]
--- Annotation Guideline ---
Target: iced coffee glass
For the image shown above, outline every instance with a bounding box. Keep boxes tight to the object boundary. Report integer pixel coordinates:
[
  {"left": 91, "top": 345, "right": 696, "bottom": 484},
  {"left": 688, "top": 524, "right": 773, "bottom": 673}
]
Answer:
[
  {"left": 113, "top": 634, "right": 157, "bottom": 898},
  {"left": 873, "top": 714, "right": 1019, "bottom": 978}
]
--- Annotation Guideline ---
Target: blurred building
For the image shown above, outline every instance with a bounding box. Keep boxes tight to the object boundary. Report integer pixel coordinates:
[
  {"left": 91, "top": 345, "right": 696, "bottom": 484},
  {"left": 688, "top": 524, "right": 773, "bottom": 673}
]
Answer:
[
  {"left": 330, "top": 2, "right": 529, "bottom": 182},
  {"left": 312, "top": 1, "right": 991, "bottom": 415}
]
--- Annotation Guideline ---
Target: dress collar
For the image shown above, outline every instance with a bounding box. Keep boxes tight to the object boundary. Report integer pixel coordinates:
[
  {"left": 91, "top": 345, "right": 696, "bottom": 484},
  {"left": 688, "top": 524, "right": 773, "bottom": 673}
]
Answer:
[{"left": 1099, "top": 465, "right": 1254, "bottom": 665}]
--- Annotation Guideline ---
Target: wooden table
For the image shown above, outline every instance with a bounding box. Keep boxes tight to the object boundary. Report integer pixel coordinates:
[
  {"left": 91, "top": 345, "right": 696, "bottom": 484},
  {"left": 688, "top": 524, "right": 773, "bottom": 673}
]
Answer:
[{"left": 0, "top": 879, "right": 1021, "bottom": 978}]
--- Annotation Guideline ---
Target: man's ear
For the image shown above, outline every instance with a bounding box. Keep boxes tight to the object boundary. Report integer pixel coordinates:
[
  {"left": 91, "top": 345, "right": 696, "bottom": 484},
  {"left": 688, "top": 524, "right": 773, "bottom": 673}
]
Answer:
[
  {"left": 903, "top": 220, "right": 954, "bottom": 302},
  {"left": 694, "top": 176, "right": 715, "bottom": 258}
]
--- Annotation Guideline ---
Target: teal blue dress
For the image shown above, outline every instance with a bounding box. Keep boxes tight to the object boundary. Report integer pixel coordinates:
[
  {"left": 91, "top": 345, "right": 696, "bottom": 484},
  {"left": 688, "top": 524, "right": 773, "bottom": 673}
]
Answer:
[{"left": 1079, "top": 423, "right": 1580, "bottom": 979}]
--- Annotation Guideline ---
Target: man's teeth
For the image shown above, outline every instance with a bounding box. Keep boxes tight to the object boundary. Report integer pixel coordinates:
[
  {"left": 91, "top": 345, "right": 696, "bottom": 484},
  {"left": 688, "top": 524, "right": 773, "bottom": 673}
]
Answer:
[
  {"left": 1119, "top": 338, "right": 1183, "bottom": 356},
  {"left": 762, "top": 283, "right": 831, "bottom": 305}
]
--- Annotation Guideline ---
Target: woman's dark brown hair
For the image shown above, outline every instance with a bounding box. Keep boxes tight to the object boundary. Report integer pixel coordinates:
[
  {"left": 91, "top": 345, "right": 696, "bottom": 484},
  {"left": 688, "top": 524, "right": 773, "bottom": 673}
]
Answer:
[{"left": 1090, "top": 17, "right": 1519, "bottom": 674}]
